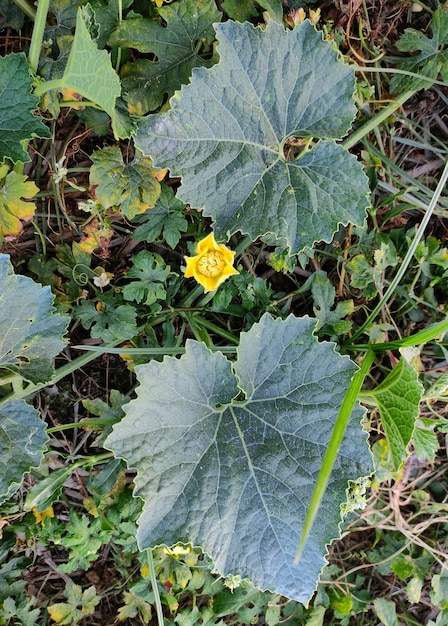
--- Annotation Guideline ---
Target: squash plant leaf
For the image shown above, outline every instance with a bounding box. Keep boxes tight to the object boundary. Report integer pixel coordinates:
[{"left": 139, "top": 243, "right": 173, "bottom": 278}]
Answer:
[
  {"left": 135, "top": 20, "right": 369, "bottom": 254},
  {"left": 105, "top": 314, "right": 372, "bottom": 602},
  {"left": 0, "top": 53, "right": 51, "bottom": 164},
  {"left": 113, "top": 0, "right": 220, "bottom": 115},
  {"left": 368, "top": 358, "right": 424, "bottom": 470},
  {"left": 60, "top": 6, "right": 121, "bottom": 134},
  {"left": 0, "top": 170, "right": 39, "bottom": 237},
  {"left": 0, "top": 399, "right": 48, "bottom": 505},
  {"left": 390, "top": 4, "right": 448, "bottom": 94},
  {"left": 0, "top": 254, "right": 69, "bottom": 384},
  {"left": 90, "top": 146, "right": 162, "bottom": 219}
]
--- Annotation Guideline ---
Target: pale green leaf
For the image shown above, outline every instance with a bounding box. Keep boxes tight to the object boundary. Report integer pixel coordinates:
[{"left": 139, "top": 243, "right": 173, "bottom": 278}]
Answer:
[
  {"left": 114, "top": 0, "right": 220, "bottom": 115},
  {"left": 369, "top": 358, "right": 424, "bottom": 470},
  {"left": 0, "top": 53, "right": 51, "bottom": 164},
  {"left": 0, "top": 399, "right": 48, "bottom": 505},
  {"left": 135, "top": 20, "right": 369, "bottom": 254},
  {"left": 0, "top": 254, "right": 68, "bottom": 383},
  {"left": 90, "top": 146, "right": 161, "bottom": 219},
  {"left": 373, "top": 597, "right": 399, "bottom": 626},
  {"left": 61, "top": 7, "right": 121, "bottom": 127},
  {"left": 412, "top": 426, "right": 439, "bottom": 462},
  {"left": 105, "top": 313, "right": 372, "bottom": 602}
]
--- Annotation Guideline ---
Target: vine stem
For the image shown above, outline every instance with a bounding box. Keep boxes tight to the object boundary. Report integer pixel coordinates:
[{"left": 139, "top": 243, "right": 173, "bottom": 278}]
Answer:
[
  {"left": 147, "top": 549, "right": 165, "bottom": 626},
  {"left": 27, "top": 0, "right": 50, "bottom": 73},
  {"left": 349, "top": 159, "right": 448, "bottom": 343},
  {"left": 12, "top": 0, "right": 36, "bottom": 21}
]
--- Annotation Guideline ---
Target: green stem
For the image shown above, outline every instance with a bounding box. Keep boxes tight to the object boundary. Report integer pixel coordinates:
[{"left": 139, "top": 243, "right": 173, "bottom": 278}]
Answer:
[
  {"left": 12, "top": 0, "right": 36, "bottom": 21},
  {"left": 349, "top": 160, "right": 448, "bottom": 342},
  {"left": 0, "top": 343, "right": 120, "bottom": 404},
  {"left": 342, "top": 89, "right": 415, "bottom": 150},
  {"left": 295, "top": 349, "right": 375, "bottom": 563},
  {"left": 28, "top": 0, "right": 50, "bottom": 73},
  {"left": 147, "top": 549, "right": 165, "bottom": 626},
  {"left": 71, "top": 345, "right": 238, "bottom": 355}
]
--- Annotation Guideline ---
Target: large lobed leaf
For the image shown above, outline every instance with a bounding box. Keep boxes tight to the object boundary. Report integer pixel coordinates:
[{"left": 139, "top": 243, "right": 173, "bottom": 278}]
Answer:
[
  {"left": 0, "top": 53, "right": 51, "bottom": 164},
  {"left": 0, "top": 254, "right": 68, "bottom": 383},
  {"left": 105, "top": 314, "right": 372, "bottom": 602},
  {"left": 135, "top": 20, "right": 369, "bottom": 254},
  {"left": 0, "top": 399, "right": 48, "bottom": 505},
  {"left": 114, "top": 0, "right": 220, "bottom": 115}
]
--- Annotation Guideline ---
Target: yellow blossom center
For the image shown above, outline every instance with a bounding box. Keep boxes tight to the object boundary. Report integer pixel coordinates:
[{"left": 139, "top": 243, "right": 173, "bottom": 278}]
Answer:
[{"left": 196, "top": 250, "right": 226, "bottom": 277}]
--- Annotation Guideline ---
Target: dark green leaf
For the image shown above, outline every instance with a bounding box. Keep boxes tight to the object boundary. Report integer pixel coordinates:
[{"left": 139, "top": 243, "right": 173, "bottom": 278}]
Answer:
[
  {"left": 114, "top": 0, "right": 220, "bottom": 115},
  {"left": 0, "top": 53, "right": 51, "bottom": 164},
  {"left": 132, "top": 185, "right": 188, "bottom": 249}
]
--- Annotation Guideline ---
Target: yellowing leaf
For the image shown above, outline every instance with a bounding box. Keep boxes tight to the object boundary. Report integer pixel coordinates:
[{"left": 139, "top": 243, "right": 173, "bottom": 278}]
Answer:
[
  {"left": 77, "top": 218, "right": 113, "bottom": 255},
  {"left": 0, "top": 171, "right": 38, "bottom": 237}
]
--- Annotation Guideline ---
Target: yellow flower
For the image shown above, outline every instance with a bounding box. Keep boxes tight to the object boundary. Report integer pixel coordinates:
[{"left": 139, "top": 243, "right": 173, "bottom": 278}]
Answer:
[{"left": 184, "top": 232, "right": 239, "bottom": 292}]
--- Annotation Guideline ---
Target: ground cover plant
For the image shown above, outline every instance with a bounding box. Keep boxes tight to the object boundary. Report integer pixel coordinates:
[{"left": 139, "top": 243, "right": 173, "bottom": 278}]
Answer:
[{"left": 0, "top": 0, "right": 447, "bottom": 624}]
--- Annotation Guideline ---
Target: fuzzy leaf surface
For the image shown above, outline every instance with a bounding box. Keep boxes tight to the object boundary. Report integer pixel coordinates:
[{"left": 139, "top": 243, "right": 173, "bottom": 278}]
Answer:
[
  {"left": 0, "top": 399, "right": 48, "bottom": 504},
  {"left": 135, "top": 20, "right": 369, "bottom": 254},
  {"left": 105, "top": 314, "right": 372, "bottom": 602},
  {"left": 370, "top": 358, "right": 424, "bottom": 470},
  {"left": 115, "top": 0, "right": 220, "bottom": 115},
  {"left": 0, "top": 53, "right": 51, "bottom": 164},
  {"left": 0, "top": 254, "right": 68, "bottom": 383}
]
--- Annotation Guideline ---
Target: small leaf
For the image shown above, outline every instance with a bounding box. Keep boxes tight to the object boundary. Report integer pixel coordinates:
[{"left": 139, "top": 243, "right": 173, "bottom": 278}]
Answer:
[
  {"left": 122, "top": 251, "right": 170, "bottom": 306},
  {"left": 369, "top": 358, "right": 424, "bottom": 470},
  {"left": 105, "top": 313, "right": 372, "bottom": 602},
  {"left": 114, "top": 0, "right": 220, "bottom": 115},
  {"left": 373, "top": 597, "right": 399, "bottom": 626},
  {"left": 0, "top": 399, "right": 48, "bottom": 505},
  {"left": 0, "top": 170, "right": 38, "bottom": 237},
  {"left": 60, "top": 6, "right": 121, "bottom": 134},
  {"left": 132, "top": 185, "right": 188, "bottom": 249},
  {"left": 135, "top": 20, "right": 369, "bottom": 254},
  {"left": 90, "top": 146, "right": 162, "bottom": 219},
  {"left": 390, "top": 5, "right": 448, "bottom": 94},
  {"left": 0, "top": 254, "right": 68, "bottom": 383},
  {"left": 0, "top": 53, "right": 51, "bottom": 164},
  {"left": 73, "top": 296, "right": 137, "bottom": 343}
]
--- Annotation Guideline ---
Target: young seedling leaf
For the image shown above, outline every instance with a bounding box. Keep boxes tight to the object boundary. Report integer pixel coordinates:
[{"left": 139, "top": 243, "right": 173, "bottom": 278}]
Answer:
[
  {"left": 390, "top": 4, "right": 448, "bottom": 94},
  {"left": 90, "top": 147, "right": 162, "bottom": 219},
  {"left": 0, "top": 399, "right": 48, "bottom": 505},
  {"left": 0, "top": 53, "right": 51, "bottom": 164},
  {"left": 135, "top": 20, "right": 369, "bottom": 254},
  {"left": 60, "top": 7, "right": 121, "bottom": 131},
  {"left": 0, "top": 171, "right": 39, "bottom": 237},
  {"left": 0, "top": 254, "right": 68, "bottom": 384},
  {"left": 105, "top": 314, "right": 372, "bottom": 602},
  {"left": 369, "top": 358, "right": 424, "bottom": 470},
  {"left": 114, "top": 0, "right": 220, "bottom": 115}
]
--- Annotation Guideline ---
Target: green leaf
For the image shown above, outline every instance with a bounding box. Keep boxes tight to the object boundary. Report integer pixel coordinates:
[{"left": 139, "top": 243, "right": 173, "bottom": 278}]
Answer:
[
  {"left": 369, "top": 358, "right": 424, "bottom": 471},
  {"left": 221, "top": 0, "right": 258, "bottom": 21},
  {"left": 311, "top": 273, "right": 354, "bottom": 335},
  {"left": 135, "top": 20, "right": 369, "bottom": 254},
  {"left": 122, "top": 251, "right": 170, "bottom": 307},
  {"left": 0, "top": 399, "right": 48, "bottom": 505},
  {"left": 114, "top": 0, "right": 220, "bottom": 115},
  {"left": 60, "top": 7, "right": 121, "bottom": 131},
  {"left": 73, "top": 296, "right": 137, "bottom": 343},
  {"left": 90, "top": 146, "right": 162, "bottom": 219},
  {"left": 0, "top": 254, "right": 68, "bottom": 383},
  {"left": 105, "top": 313, "right": 372, "bottom": 602},
  {"left": 132, "top": 185, "right": 188, "bottom": 249},
  {"left": 412, "top": 426, "right": 439, "bottom": 462},
  {"left": 373, "top": 598, "right": 399, "bottom": 626},
  {"left": 390, "top": 4, "right": 448, "bottom": 94},
  {"left": 0, "top": 170, "right": 39, "bottom": 237},
  {"left": 0, "top": 53, "right": 51, "bottom": 164}
]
